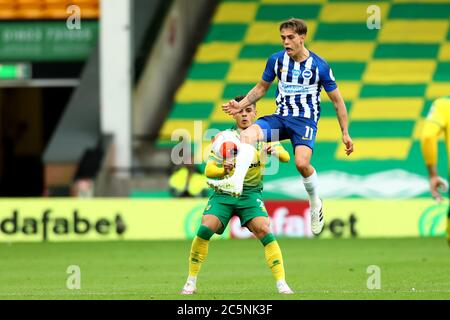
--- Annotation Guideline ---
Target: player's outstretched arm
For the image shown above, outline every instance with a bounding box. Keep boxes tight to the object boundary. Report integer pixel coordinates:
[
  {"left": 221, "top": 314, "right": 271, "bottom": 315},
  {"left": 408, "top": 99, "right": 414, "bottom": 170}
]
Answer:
[
  {"left": 222, "top": 80, "right": 271, "bottom": 116},
  {"left": 327, "top": 88, "right": 353, "bottom": 156}
]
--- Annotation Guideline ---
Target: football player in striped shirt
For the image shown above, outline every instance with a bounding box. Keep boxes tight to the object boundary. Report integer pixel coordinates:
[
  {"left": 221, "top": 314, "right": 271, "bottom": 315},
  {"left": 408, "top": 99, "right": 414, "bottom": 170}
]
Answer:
[{"left": 207, "top": 18, "right": 354, "bottom": 235}]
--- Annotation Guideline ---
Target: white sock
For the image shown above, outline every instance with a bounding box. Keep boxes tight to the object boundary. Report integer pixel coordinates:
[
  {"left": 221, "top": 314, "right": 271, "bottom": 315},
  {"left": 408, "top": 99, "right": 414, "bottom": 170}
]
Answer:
[
  {"left": 231, "top": 143, "right": 255, "bottom": 184},
  {"left": 303, "top": 170, "right": 321, "bottom": 208},
  {"left": 187, "top": 275, "right": 197, "bottom": 285}
]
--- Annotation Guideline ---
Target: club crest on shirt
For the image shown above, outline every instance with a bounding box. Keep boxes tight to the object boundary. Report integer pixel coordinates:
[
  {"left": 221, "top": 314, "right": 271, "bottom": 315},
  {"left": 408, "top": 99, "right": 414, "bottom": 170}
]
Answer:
[{"left": 302, "top": 69, "right": 312, "bottom": 80}]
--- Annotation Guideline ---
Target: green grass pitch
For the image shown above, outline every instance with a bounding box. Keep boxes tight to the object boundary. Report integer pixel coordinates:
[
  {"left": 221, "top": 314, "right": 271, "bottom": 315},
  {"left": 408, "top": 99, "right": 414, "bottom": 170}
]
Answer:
[{"left": 0, "top": 238, "right": 449, "bottom": 300}]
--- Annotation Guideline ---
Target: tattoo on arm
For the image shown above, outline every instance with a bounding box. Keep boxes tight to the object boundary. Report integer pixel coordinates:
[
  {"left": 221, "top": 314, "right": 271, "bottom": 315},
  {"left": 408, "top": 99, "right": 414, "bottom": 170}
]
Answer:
[
  {"left": 247, "top": 92, "right": 258, "bottom": 104},
  {"left": 243, "top": 82, "right": 268, "bottom": 108}
]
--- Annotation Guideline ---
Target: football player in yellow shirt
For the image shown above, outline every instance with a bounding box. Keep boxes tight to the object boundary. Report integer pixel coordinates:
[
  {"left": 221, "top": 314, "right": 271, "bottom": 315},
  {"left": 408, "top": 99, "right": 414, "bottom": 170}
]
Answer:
[
  {"left": 181, "top": 96, "right": 293, "bottom": 294},
  {"left": 420, "top": 95, "right": 450, "bottom": 245}
]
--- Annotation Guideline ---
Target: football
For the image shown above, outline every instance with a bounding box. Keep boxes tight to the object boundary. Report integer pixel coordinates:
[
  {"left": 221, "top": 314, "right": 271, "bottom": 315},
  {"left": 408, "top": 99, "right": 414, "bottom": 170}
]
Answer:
[{"left": 211, "top": 130, "right": 240, "bottom": 160}]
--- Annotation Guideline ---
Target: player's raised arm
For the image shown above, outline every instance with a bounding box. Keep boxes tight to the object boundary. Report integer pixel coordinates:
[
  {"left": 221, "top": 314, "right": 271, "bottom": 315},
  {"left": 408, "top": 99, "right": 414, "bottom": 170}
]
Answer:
[
  {"left": 222, "top": 80, "right": 271, "bottom": 116},
  {"left": 326, "top": 88, "right": 353, "bottom": 156}
]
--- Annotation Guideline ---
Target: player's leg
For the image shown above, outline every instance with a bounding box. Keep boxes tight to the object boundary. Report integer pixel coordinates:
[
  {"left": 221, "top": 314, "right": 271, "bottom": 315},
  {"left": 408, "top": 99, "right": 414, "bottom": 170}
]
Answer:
[
  {"left": 287, "top": 117, "right": 323, "bottom": 235},
  {"left": 232, "top": 124, "right": 264, "bottom": 185},
  {"left": 246, "top": 217, "right": 293, "bottom": 294},
  {"left": 182, "top": 194, "right": 234, "bottom": 294},
  {"left": 294, "top": 145, "right": 324, "bottom": 235},
  {"left": 182, "top": 214, "right": 222, "bottom": 294}
]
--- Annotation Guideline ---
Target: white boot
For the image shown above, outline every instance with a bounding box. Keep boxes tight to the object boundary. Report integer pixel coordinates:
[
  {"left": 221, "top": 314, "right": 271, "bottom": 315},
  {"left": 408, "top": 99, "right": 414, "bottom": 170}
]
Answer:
[
  {"left": 277, "top": 280, "right": 294, "bottom": 294},
  {"left": 310, "top": 198, "right": 324, "bottom": 235},
  {"left": 180, "top": 277, "right": 197, "bottom": 295}
]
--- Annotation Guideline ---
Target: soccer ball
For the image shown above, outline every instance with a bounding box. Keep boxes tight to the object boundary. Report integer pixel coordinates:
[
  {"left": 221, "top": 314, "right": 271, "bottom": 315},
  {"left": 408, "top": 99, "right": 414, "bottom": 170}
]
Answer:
[{"left": 211, "top": 130, "right": 240, "bottom": 160}]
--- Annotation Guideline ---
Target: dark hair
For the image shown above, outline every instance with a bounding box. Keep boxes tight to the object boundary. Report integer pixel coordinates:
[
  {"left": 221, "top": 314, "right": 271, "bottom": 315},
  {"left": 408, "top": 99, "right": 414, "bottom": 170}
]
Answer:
[
  {"left": 234, "top": 95, "right": 256, "bottom": 108},
  {"left": 279, "top": 18, "right": 307, "bottom": 35},
  {"left": 234, "top": 95, "right": 245, "bottom": 103}
]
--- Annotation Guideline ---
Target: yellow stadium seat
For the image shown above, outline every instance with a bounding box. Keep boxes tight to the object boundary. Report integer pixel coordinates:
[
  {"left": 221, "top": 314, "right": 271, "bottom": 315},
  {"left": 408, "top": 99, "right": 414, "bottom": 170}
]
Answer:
[
  {"left": 43, "top": 0, "right": 69, "bottom": 4},
  {"left": 16, "top": 4, "right": 45, "bottom": 19},
  {"left": 213, "top": 3, "right": 257, "bottom": 23},
  {"left": 43, "top": 0, "right": 68, "bottom": 10},
  {"left": 71, "top": 0, "right": 98, "bottom": 5},
  {"left": 439, "top": 43, "right": 450, "bottom": 61},
  {"left": 426, "top": 83, "right": 450, "bottom": 100},
  {"left": 195, "top": 43, "right": 241, "bottom": 62},
  {"left": 320, "top": 81, "right": 361, "bottom": 101},
  {"left": 43, "top": 6, "right": 68, "bottom": 19},
  {"left": 379, "top": 20, "right": 448, "bottom": 43},
  {"left": 319, "top": 3, "right": 390, "bottom": 23},
  {"left": 16, "top": 0, "right": 42, "bottom": 4},
  {"left": 335, "top": 139, "right": 412, "bottom": 161},
  {"left": 309, "top": 42, "right": 375, "bottom": 62},
  {"left": 0, "top": 4, "right": 16, "bottom": 19},
  {"left": 80, "top": 6, "right": 99, "bottom": 19},
  {"left": 350, "top": 98, "right": 423, "bottom": 120},
  {"left": 176, "top": 81, "right": 224, "bottom": 102},
  {"left": 227, "top": 60, "right": 266, "bottom": 83},
  {"left": 316, "top": 119, "right": 341, "bottom": 142},
  {"left": 364, "top": 60, "right": 436, "bottom": 84}
]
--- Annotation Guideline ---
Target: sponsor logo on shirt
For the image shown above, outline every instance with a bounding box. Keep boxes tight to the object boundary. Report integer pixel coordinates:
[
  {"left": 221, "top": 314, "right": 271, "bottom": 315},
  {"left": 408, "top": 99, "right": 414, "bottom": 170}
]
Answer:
[
  {"left": 302, "top": 69, "right": 312, "bottom": 80},
  {"left": 279, "top": 82, "right": 318, "bottom": 95}
]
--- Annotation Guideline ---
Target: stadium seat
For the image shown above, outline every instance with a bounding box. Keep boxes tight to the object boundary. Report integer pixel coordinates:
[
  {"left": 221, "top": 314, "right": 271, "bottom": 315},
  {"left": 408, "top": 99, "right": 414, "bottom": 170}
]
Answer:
[
  {"left": 16, "top": 3, "right": 45, "bottom": 19},
  {"left": 79, "top": 5, "right": 99, "bottom": 19},
  {"left": 16, "top": 0, "right": 42, "bottom": 4},
  {"left": 43, "top": 0, "right": 68, "bottom": 4},
  {"left": 0, "top": 3, "right": 16, "bottom": 19},
  {"left": 43, "top": 6, "right": 69, "bottom": 19},
  {"left": 0, "top": 0, "right": 99, "bottom": 19}
]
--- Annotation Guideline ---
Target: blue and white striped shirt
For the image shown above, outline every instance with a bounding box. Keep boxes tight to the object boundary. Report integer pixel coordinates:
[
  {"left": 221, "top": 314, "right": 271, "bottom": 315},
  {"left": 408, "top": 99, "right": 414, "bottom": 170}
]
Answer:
[{"left": 262, "top": 50, "right": 337, "bottom": 123}]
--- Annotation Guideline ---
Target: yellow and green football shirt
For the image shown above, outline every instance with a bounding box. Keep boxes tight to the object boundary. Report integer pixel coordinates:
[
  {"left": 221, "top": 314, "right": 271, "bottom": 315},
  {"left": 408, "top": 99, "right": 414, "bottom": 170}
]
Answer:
[{"left": 421, "top": 95, "right": 450, "bottom": 169}]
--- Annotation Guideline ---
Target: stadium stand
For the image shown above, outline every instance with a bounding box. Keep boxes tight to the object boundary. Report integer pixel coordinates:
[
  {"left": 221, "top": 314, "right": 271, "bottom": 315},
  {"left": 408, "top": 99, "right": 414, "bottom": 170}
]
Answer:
[
  {"left": 0, "top": 0, "right": 99, "bottom": 20},
  {"left": 152, "top": 0, "right": 450, "bottom": 199}
]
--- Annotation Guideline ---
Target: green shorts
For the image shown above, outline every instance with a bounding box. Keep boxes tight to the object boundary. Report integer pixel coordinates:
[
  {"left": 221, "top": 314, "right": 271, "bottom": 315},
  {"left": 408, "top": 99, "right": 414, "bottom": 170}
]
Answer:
[{"left": 203, "top": 189, "right": 269, "bottom": 235}]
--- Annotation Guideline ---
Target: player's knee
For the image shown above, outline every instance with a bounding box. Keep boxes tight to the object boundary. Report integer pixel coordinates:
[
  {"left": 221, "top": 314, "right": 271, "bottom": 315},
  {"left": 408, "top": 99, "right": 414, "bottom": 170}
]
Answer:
[
  {"left": 201, "top": 216, "right": 221, "bottom": 233},
  {"left": 295, "top": 158, "right": 310, "bottom": 175},
  {"left": 253, "top": 223, "right": 271, "bottom": 239}
]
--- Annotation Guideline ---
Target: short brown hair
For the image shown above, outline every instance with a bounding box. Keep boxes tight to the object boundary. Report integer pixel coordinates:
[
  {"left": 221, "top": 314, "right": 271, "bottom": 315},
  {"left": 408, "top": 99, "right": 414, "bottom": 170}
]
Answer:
[{"left": 279, "top": 18, "right": 307, "bottom": 35}]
